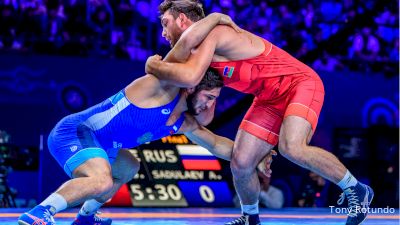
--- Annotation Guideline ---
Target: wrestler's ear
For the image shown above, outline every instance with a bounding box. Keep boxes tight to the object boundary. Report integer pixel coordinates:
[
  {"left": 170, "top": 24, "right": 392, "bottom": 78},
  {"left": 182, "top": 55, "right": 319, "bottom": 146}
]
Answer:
[
  {"left": 177, "top": 13, "right": 189, "bottom": 28},
  {"left": 186, "top": 87, "right": 195, "bottom": 94}
]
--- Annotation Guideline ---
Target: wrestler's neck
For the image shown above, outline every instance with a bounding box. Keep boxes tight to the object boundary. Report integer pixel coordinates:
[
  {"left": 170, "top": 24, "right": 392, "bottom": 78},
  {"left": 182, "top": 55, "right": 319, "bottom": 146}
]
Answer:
[{"left": 178, "top": 20, "right": 193, "bottom": 34}]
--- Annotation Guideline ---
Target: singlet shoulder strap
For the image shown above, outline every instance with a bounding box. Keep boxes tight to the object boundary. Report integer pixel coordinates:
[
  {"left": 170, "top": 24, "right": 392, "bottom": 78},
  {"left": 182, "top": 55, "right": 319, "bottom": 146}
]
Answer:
[{"left": 261, "top": 39, "right": 273, "bottom": 57}]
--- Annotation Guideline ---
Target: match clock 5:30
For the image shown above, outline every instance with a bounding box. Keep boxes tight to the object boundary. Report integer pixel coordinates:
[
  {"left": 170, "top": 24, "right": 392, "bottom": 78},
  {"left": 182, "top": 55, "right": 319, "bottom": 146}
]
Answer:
[{"left": 129, "top": 182, "right": 233, "bottom": 207}]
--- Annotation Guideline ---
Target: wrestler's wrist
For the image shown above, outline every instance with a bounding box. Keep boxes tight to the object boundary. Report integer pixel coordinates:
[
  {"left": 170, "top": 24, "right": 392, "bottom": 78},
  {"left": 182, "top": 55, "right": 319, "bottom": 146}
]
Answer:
[{"left": 209, "top": 12, "right": 221, "bottom": 24}]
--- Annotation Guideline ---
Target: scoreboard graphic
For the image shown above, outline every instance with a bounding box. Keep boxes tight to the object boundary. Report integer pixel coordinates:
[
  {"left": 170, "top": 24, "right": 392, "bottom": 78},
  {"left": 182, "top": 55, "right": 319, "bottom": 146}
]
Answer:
[{"left": 106, "top": 135, "right": 234, "bottom": 207}]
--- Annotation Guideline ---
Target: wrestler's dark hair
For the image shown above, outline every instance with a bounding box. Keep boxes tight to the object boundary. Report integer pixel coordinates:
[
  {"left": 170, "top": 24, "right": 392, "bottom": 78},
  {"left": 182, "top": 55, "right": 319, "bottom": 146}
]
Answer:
[
  {"left": 186, "top": 67, "right": 223, "bottom": 115},
  {"left": 159, "top": 0, "right": 205, "bottom": 22},
  {"left": 196, "top": 67, "right": 224, "bottom": 91}
]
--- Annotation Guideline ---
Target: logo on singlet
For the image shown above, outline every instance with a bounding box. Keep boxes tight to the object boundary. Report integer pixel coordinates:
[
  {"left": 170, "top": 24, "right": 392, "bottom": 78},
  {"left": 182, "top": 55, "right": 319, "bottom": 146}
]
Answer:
[
  {"left": 223, "top": 66, "right": 235, "bottom": 78},
  {"left": 113, "top": 141, "right": 123, "bottom": 149},
  {"left": 170, "top": 125, "right": 178, "bottom": 134},
  {"left": 137, "top": 132, "right": 153, "bottom": 144},
  {"left": 161, "top": 108, "right": 171, "bottom": 115},
  {"left": 70, "top": 145, "right": 78, "bottom": 152}
]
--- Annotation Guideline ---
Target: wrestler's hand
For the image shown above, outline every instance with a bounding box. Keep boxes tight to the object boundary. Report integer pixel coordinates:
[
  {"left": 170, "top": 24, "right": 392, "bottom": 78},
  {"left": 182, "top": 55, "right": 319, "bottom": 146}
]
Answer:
[
  {"left": 212, "top": 13, "right": 241, "bottom": 33},
  {"left": 257, "top": 150, "right": 278, "bottom": 178},
  {"left": 145, "top": 54, "right": 162, "bottom": 74}
]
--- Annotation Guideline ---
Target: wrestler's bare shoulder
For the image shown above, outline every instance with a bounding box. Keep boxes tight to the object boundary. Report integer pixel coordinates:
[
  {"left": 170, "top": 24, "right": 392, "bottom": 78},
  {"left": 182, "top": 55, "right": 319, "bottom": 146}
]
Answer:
[
  {"left": 125, "top": 74, "right": 179, "bottom": 108},
  {"left": 126, "top": 74, "right": 161, "bottom": 94},
  {"left": 211, "top": 26, "right": 267, "bottom": 61}
]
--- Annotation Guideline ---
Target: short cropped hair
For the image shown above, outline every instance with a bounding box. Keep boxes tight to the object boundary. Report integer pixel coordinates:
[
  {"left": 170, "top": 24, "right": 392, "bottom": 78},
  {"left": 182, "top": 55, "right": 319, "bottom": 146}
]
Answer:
[
  {"left": 196, "top": 67, "right": 224, "bottom": 91},
  {"left": 159, "top": 0, "right": 205, "bottom": 22}
]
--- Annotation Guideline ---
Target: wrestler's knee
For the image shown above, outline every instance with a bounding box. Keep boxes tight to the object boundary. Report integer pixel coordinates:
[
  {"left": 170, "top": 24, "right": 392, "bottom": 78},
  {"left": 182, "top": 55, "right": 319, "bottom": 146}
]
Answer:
[
  {"left": 72, "top": 158, "right": 114, "bottom": 197},
  {"left": 91, "top": 174, "right": 114, "bottom": 197},
  {"left": 230, "top": 155, "right": 256, "bottom": 177},
  {"left": 278, "top": 136, "right": 303, "bottom": 160}
]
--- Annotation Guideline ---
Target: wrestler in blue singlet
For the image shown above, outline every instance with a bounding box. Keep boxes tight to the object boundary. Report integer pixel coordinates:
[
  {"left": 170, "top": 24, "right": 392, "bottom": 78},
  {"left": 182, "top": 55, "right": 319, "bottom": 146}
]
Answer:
[{"left": 48, "top": 89, "right": 184, "bottom": 177}]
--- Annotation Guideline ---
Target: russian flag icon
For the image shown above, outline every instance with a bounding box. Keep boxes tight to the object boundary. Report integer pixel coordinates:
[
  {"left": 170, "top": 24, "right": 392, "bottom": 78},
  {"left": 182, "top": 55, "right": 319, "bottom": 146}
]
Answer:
[{"left": 176, "top": 145, "right": 222, "bottom": 171}]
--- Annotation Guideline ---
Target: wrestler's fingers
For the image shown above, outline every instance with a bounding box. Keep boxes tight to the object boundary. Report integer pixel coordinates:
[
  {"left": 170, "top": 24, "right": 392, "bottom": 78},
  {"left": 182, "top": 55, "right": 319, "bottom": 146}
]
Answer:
[
  {"left": 231, "top": 23, "right": 242, "bottom": 33},
  {"left": 257, "top": 159, "right": 268, "bottom": 176},
  {"left": 257, "top": 164, "right": 272, "bottom": 178},
  {"left": 153, "top": 54, "right": 162, "bottom": 60},
  {"left": 266, "top": 169, "right": 272, "bottom": 178}
]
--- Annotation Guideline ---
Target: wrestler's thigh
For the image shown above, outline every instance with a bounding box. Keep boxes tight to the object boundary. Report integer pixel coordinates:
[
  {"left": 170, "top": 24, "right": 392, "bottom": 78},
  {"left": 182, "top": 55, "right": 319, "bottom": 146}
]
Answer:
[
  {"left": 72, "top": 156, "right": 112, "bottom": 179},
  {"left": 279, "top": 115, "right": 313, "bottom": 146}
]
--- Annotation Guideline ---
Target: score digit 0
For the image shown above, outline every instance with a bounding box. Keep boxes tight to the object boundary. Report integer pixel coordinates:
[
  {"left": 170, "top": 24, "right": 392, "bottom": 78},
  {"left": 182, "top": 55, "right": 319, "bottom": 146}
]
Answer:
[
  {"left": 199, "top": 185, "right": 215, "bottom": 203},
  {"left": 154, "top": 184, "right": 183, "bottom": 201}
]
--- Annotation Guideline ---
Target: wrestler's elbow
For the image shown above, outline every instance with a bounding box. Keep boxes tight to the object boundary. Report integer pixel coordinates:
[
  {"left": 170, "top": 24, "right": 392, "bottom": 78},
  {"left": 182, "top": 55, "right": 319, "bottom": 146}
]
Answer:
[
  {"left": 181, "top": 70, "right": 202, "bottom": 87},
  {"left": 179, "top": 34, "right": 197, "bottom": 51}
]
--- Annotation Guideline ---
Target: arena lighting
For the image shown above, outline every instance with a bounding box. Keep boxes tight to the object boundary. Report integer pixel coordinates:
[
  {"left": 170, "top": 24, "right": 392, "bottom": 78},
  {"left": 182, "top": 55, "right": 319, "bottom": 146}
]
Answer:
[{"left": 59, "top": 84, "right": 88, "bottom": 113}]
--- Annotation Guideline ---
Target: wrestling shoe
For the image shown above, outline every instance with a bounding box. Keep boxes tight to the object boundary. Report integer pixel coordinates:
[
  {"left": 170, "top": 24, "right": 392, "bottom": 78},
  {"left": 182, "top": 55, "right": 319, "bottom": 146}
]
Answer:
[
  {"left": 71, "top": 212, "right": 112, "bottom": 225},
  {"left": 18, "top": 205, "right": 56, "bottom": 225},
  {"left": 337, "top": 182, "right": 374, "bottom": 225},
  {"left": 225, "top": 213, "right": 261, "bottom": 225}
]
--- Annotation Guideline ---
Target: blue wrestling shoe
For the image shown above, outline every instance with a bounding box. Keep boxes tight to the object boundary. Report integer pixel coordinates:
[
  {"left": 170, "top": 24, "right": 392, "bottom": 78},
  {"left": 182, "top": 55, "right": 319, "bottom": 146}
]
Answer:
[
  {"left": 225, "top": 213, "right": 261, "bottom": 225},
  {"left": 18, "top": 205, "right": 56, "bottom": 225},
  {"left": 337, "top": 182, "right": 374, "bottom": 225},
  {"left": 71, "top": 212, "right": 112, "bottom": 225}
]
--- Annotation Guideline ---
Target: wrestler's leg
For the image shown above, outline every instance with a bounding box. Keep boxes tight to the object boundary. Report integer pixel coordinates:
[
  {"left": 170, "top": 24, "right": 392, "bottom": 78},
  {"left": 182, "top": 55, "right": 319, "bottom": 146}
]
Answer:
[
  {"left": 78, "top": 149, "right": 140, "bottom": 216},
  {"left": 231, "top": 129, "right": 274, "bottom": 204},
  {"left": 98, "top": 149, "right": 139, "bottom": 202},
  {"left": 279, "top": 116, "right": 374, "bottom": 224},
  {"left": 18, "top": 152, "right": 113, "bottom": 225},
  {"left": 58, "top": 157, "right": 113, "bottom": 207},
  {"left": 72, "top": 149, "right": 140, "bottom": 224},
  {"left": 278, "top": 115, "right": 346, "bottom": 183}
]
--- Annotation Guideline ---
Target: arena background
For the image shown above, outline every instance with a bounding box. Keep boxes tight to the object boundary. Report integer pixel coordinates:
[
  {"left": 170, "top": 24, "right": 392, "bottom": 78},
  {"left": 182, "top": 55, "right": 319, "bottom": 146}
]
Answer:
[{"left": 0, "top": 0, "right": 398, "bottom": 223}]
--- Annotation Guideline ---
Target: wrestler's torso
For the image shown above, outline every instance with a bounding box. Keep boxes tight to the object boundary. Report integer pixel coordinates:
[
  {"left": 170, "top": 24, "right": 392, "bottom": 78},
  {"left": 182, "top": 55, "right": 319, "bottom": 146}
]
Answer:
[
  {"left": 52, "top": 76, "right": 184, "bottom": 150},
  {"left": 209, "top": 29, "right": 319, "bottom": 95}
]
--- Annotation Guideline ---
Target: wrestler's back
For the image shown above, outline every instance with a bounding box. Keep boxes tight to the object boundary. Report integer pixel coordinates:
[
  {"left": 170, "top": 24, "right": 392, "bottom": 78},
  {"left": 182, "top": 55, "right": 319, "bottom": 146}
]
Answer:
[
  {"left": 211, "top": 26, "right": 266, "bottom": 62},
  {"left": 48, "top": 75, "right": 184, "bottom": 152},
  {"left": 210, "top": 26, "right": 319, "bottom": 94}
]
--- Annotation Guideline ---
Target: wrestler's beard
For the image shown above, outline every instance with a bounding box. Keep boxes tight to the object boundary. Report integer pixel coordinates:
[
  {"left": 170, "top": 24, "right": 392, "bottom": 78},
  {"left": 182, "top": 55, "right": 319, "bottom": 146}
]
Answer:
[
  {"left": 186, "top": 92, "right": 199, "bottom": 116},
  {"left": 170, "top": 29, "right": 183, "bottom": 48}
]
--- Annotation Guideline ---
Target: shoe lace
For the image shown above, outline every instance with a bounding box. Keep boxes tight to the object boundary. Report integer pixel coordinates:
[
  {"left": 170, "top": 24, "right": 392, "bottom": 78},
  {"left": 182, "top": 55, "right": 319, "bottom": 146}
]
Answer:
[
  {"left": 337, "top": 188, "right": 359, "bottom": 217},
  {"left": 93, "top": 211, "right": 106, "bottom": 222},
  {"left": 228, "top": 215, "right": 248, "bottom": 225},
  {"left": 26, "top": 214, "right": 48, "bottom": 225},
  {"left": 41, "top": 208, "right": 55, "bottom": 224}
]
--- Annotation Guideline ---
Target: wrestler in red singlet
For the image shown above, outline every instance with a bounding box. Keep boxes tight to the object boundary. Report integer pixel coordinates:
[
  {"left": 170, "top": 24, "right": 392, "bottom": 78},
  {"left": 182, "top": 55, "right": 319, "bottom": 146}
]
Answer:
[
  {"left": 149, "top": 8, "right": 374, "bottom": 225},
  {"left": 210, "top": 39, "right": 325, "bottom": 145}
]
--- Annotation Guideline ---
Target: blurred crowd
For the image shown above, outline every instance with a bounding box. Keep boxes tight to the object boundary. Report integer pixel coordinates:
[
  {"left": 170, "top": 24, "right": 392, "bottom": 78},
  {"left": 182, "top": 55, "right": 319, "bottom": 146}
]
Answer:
[{"left": 0, "top": 0, "right": 398, "bottom": 73}]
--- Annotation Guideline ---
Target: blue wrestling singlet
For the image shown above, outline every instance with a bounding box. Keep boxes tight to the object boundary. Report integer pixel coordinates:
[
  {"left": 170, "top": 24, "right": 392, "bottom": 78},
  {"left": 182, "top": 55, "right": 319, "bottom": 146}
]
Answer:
[{"left": 47, "top": 89, "right": 185, "bottom": 177}]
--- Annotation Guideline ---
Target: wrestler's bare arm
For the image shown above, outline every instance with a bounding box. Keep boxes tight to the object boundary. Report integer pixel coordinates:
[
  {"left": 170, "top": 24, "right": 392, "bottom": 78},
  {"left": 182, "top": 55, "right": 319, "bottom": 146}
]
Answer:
[
  {"left": 186, "top": 127, "right": 233, "bottom": 161},
  {"left": 178, "top": 112, "right": 232, "bottom": 160},
  {"left": 180, "top": 113, "right": 274, "bottom": 176},
  {"left": 162, "top": 13, "right": 231, "bottom": 63},
  {"left": 146, "top": 30, "right": 219, "bottom": 87},
  {"left": 146, "top": 13, "right": 239, "bottom": 87}
]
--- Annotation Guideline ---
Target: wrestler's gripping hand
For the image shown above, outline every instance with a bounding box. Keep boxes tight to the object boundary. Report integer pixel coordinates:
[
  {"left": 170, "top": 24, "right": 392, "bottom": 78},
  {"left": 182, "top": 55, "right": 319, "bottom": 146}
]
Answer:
[
  {"left": 257, "top": 150, "right": 278, "bottom": 178},
  {"left": 211, "top": 12, "right": 241, "bottom": 33},
  {"left": 145, "top": 54, "right": 162, "bottom": 75}
]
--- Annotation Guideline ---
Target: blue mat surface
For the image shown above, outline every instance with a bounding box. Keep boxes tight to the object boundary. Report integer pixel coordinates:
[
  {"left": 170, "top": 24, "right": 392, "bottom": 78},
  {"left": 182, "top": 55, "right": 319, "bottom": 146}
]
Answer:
[{"left": 1, "top": 207, "right": 398, "bottom": 224}]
